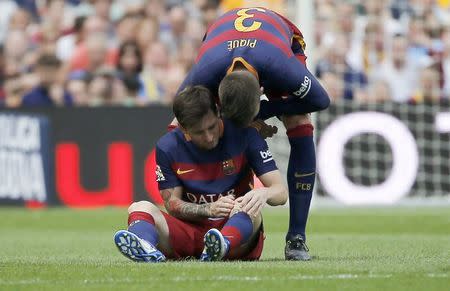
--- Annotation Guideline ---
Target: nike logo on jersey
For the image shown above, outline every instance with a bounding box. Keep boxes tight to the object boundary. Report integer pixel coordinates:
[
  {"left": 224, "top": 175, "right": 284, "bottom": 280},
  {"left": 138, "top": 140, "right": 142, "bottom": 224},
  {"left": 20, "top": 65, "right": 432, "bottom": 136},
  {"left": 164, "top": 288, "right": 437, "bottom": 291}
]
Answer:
[
  {"left": 294, "top": 171, "right": 315, "bottom": 178},
  {"left": 177, "top": 168, "right": 195, "bottom": 175}
]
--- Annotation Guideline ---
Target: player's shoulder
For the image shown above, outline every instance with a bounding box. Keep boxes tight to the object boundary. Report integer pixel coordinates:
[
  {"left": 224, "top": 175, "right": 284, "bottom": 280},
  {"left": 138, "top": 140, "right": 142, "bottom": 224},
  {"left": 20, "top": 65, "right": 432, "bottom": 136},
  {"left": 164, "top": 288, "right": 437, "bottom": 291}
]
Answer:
[
  {"left": 222, "top": 119, "right": 262, "bottom": 141},
  {"left": 156, "top": 128, "right": 184, "bottom": 154}
]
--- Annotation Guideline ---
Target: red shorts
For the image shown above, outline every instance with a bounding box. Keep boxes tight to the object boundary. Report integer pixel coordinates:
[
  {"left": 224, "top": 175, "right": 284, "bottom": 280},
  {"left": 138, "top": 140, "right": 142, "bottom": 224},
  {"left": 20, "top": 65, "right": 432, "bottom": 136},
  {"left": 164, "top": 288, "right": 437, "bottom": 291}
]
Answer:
[{"left": 161, "top": 212, "right": 264, "bottom": 260}]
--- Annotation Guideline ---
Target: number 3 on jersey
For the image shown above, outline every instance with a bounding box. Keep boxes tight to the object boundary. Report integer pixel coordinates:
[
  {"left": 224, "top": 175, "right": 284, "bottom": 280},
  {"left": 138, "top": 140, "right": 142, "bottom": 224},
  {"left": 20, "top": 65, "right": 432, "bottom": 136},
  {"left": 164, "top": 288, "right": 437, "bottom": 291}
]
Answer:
[{"left": 234, "top": 7, "right": 266, "bottom": 32}]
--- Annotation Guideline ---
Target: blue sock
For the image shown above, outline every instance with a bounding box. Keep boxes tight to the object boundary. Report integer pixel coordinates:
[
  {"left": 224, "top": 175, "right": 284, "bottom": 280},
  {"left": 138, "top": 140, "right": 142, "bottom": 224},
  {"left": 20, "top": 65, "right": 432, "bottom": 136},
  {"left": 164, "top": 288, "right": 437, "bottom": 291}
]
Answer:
[
  {"left": 127, "top": 211, "right": 159, "bottom": 246},
  {"left": 286, "top": 124, "right": 316, "bottom": 241},
  {"left": 221, "top": 212, "right": 253, "bottom": 249}
]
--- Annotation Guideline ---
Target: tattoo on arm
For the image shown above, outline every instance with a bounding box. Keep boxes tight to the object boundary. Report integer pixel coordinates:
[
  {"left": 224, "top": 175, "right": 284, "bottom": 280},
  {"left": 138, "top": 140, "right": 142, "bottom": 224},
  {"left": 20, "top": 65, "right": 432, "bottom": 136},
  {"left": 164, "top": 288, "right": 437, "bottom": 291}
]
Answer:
[{"left": 161, "top": 189, "right": 211, "bottom": 221}]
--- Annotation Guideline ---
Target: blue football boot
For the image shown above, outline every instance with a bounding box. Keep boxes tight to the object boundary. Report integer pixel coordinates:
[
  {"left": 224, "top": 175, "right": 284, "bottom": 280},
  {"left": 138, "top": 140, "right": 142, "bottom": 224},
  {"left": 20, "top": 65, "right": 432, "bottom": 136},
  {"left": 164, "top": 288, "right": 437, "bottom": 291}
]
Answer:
[
  {"left": 114, "top": 230, "right": 166, "bottom": 262},
  {"left": 200, "top": 228, "right": 230, "bottom": 261}
]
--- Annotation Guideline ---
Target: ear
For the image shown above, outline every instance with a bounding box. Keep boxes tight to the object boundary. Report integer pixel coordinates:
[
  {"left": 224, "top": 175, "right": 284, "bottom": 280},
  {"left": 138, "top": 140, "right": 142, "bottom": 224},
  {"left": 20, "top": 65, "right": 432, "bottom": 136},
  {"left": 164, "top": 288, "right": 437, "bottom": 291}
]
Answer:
[
  {"left": 179, "top": 124, "right": 187, "bottom": 133},
  {"left": 219, "top": 119, "right": 224, "bottom": 137}
]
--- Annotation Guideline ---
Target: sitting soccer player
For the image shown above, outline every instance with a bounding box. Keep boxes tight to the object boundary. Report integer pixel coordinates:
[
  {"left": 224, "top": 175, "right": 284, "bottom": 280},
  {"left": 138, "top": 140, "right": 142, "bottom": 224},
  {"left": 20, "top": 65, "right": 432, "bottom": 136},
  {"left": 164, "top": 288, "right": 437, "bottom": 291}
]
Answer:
[{"left": 114, "top": 86, "right": 287, "bottom": 262}]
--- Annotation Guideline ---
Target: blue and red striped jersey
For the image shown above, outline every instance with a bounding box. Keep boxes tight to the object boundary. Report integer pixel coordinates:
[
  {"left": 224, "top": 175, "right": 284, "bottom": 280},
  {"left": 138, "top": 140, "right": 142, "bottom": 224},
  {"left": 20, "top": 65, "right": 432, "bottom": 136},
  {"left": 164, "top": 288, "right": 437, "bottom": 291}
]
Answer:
[
  {"left": 155, "top": 119, "right": 277, "bottom": 204},
  {"left": 178, "top": 7, "right": 312, "bottom": 100}
]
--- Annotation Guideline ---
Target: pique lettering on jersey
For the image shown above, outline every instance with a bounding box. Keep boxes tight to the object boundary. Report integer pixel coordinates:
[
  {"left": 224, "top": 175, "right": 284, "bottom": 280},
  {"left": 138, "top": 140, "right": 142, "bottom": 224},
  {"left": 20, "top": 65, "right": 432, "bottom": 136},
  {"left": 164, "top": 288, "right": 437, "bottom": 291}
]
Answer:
[
  {"left": 227, "top": 39, "right": 258, "bottom": 51},
  {"left": 185, "top": 189, "right": 235, "bottom": 204}
]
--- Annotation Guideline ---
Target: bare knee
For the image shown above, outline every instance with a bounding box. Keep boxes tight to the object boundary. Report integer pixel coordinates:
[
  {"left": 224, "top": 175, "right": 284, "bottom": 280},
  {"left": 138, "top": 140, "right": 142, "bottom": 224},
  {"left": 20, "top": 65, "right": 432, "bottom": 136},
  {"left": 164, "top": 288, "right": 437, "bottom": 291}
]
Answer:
[
  {"left": 128, "top": 200, "right": 160, "bottom": 216},
  {"left": 281, "top": 114, "right": 311, "bottom": 129}
]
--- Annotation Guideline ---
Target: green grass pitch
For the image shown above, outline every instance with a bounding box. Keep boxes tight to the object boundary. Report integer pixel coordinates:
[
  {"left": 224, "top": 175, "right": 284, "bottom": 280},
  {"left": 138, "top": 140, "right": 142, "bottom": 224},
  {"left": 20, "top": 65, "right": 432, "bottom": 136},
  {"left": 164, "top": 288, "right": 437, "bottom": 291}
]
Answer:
[{"left": 0, "top": 206, "right": 448, "bottom": 290}]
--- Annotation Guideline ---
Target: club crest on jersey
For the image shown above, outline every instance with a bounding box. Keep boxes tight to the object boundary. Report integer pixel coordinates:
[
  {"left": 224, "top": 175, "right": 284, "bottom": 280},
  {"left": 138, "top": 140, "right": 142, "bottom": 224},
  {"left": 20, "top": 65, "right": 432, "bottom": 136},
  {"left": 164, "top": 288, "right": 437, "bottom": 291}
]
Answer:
[
  {"left": 293, "top": 76, "right": 311, "bottom": 99},
  {"left": 222, "top": 159, "right": 235, "bottom": 175},
  {"left": 155, "top": 165, "right": 165, "bottom": 182}
]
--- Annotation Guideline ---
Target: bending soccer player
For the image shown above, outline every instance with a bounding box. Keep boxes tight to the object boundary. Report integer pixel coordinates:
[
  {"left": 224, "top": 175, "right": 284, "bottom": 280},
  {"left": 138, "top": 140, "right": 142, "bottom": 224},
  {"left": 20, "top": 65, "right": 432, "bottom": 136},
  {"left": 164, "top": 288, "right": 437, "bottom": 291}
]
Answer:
[
  {"left": 176, "top": 7, "right": 330, "bottom": 260},
  {"left": 114, "top": 86, "right": 287, "bottom": 262}
]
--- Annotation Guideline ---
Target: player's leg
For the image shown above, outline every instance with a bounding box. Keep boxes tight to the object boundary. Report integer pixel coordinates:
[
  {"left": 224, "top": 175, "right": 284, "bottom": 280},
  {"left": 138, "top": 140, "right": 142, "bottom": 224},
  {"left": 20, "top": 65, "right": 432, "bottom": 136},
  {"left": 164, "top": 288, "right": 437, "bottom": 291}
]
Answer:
[
  {"left": 114, "top": 200, "right": 172, "bottom": 262},
  {"left": 202, "top": 206, "right": 263, "bottom": 261},
  {"left": 282, "top": 114, "right": 315, "bottom": 261}
]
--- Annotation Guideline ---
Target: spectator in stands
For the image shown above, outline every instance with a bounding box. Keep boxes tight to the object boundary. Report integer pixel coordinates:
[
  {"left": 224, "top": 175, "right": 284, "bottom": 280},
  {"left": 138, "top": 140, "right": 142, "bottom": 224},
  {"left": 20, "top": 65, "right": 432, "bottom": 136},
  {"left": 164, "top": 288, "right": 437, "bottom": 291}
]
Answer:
[
  {"left": 373, "top": 34, "right": 423, "bottom": 102},
  {"left": 3, "top": 30, "right": 30, "bottom": 76},
  {"left": 140, "top": 42, "right": 169, "bottom": 104},
  {"left": 91, "top": 0, "right": 113, "bottom": 23},
  {"left": 144, "top": 0, "right": 166, "bottom": 20},
  {"left": 316, "top": 33, "right": 368, "bottom": 100},
  {"left": 116, "top": 40, "right": 145, "bottom": 103},
  {"left": 22, "top": 54, "right": 73, "bottom": 106},
  {"left": 3, "top": 74, "right": 24, "bottom": 108},
  {"left": 160, "top": 5, "right": 188, "bottom": 57},
  {"left": 441, "top": 28, "right": 450, "bottom": 98},
  {"left": 56, "top": 16, "right": 87, "bottom": 61},
  {"left": 411, "top": 66, "right": 442, "bottom": 103},
  {"left": 120, "top": 74, "right": 142, "bottom": 106},
  {"left": 136, "top": 17, "right": 159, "bottom": 54},
  {"left": 66, "top": 70, "right": 90, "bottom": 106},
  {"left": 117, "top": 41, "right": 143, "bottom": 77},
  {"left": 200, "top": 0, "right": 221, "bottom": 27},
  {"left": 348, "top": 19, "right": 387, "bottom": 78},
  {"left": 365, "top": 80, "right": 392, "bottom": 103},
  {"left": 87, "top": 67, "right": 115, "bottom": 106},
  {"left": 319, "top": 71, "right": 345, "bottom": 103},
  {"left": 2, "top": 0, "right": 448, "bottom": 107},
  {"left": 408, "top": 15, "right": 432, "bottom": 61},
  {"left": 0, "top": 0, "right": 18, "bottom": 44},
  {"left": 8, "top": 7, "right": 31, "bottom": 32},
  {"left": 69, "top": 32, "right": 117, "bottom": 74},
  {"left": 0, "top": 45, "right": 5, "bottom": 102},
  {"left": 115, "top": 12, "right": 144, "bottom": 45}
]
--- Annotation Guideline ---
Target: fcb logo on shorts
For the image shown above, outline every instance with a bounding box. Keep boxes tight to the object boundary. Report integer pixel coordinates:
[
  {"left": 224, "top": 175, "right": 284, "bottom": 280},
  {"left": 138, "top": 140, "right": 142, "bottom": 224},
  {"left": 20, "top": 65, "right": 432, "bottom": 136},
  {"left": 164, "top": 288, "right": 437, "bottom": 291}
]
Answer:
[{"left": 222, "top": 159, "right": 235, "bottom": 175}]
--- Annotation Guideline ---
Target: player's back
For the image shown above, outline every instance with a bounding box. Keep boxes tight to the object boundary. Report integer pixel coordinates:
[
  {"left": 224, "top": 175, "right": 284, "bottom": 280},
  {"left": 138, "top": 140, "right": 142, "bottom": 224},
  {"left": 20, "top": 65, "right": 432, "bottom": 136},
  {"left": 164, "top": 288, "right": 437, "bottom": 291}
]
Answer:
[
  {"left": 188, "top": 7, "right": 297, "bottom": 94},
  {"left": 201, "top": 7, "right": 294, "bottom": 58}
]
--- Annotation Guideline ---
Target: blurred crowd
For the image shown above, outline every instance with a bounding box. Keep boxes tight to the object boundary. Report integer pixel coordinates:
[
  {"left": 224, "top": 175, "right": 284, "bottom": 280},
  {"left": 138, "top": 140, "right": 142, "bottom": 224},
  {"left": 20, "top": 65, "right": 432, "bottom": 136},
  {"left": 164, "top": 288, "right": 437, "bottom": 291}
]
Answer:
[
  {"left": 0, "top": 0, "right": 449, "bottom": 108},
  {"left": 0, "top": 0, "right": 221, "bottom": 107},
  {"left": 314, "top": 0, "right": 450, "bottom": 104}
]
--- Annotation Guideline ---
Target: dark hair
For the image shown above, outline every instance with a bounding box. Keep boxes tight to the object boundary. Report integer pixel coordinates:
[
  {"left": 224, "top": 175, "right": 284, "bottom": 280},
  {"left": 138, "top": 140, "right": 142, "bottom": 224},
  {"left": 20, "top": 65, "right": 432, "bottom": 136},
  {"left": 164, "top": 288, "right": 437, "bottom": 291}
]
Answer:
[
  {"left": 36, "top": 54, "right": 61, "bottom": 68},
  {"left": 218, "top": 70, "right": 260, "bottom": 127},
  {"left": 173, "top": 86, "right": 218, "bottom": 129},
  {"left": 117, "top": 41, "right": 143, "bottom": 73},
  {"left": 74, "top": 16, "right": 87, "bottom": 33},
  {"left": 122, "top": 74, "right": 140, "bottom": 94}
]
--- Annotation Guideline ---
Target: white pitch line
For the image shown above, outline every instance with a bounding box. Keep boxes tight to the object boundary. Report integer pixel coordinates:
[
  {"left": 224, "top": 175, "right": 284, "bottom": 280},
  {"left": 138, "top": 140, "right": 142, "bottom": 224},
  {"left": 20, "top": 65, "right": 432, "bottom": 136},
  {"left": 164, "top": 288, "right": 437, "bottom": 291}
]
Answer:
[
  {"left": 426, "top": 273, "right": 449, "bottom": 278},
  {"left": 1, "top": 273, "right": 448, "bottom": 285}
]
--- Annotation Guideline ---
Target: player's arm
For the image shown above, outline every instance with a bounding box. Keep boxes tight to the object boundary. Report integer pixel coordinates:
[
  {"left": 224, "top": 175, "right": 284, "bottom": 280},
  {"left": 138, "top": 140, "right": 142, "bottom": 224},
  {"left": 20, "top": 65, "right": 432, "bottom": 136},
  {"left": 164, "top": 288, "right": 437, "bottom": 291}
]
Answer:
[
  {"left": 272, "top": 12, "right": 330, "bottom": 114},
  {"left": 161, "top": 186, "right": 209, "bottom": 221},
  {"left": 161, "top": 187, "right": 235, "bottom": 222},
  {"left": 257, "top": 170, "right": 288, "bottom": 206},
  {"left": 236, "top": 170, "right": 287, "bottom": 217},
  {"left": 236, "top": 128, "right": 288, "bottom": 216},
  {"left": 259, "top": 59, "right": 330, "bottom": 120},
  {"left": 258, "top": 45, "right": 330, "bottom": 120}
]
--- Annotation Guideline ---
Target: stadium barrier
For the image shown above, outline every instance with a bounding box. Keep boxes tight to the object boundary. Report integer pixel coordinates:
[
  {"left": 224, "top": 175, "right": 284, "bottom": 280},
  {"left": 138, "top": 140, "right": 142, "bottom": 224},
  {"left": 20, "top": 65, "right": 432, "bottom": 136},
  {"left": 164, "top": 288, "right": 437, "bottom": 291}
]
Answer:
[
  {"left": 0, "top": 107, "right": 172, "bottom": 207},
  {"left": 1, "top": 101, "right": 449, "bottom": 207},
  {"left": 267, "top": 99, "right": 450, "bottom": 205}
]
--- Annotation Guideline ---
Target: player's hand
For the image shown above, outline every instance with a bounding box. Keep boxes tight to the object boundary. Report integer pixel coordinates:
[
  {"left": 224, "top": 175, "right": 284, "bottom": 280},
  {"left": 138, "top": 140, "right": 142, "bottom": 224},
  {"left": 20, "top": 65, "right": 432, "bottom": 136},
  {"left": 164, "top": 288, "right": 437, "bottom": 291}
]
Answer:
[
  {"left": 236, "top": 188, "right": 268, "bottom": 218},
  {"left": 250, "top": 119, "right": 278, "bottom": 139},
  {"left": 209, "top": 195, "right": 235, "bottom": 218}
]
